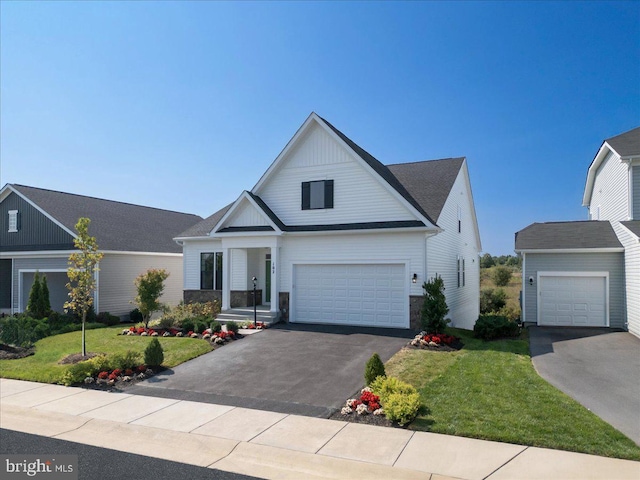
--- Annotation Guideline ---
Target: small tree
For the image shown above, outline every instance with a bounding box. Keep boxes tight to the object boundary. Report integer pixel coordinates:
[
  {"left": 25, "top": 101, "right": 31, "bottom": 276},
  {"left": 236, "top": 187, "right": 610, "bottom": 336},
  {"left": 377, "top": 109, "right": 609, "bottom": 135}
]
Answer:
[
  {"left": 421, "top": 276, "right": 450, "bottom": 334},
  {"left": 64, "top": 217, "right": 104, "bottom": 357},
  {"left": 144, "top": 337, "right": 164, "bottom": 367},
  {"left": 27, "top": 272, "right": 42, "bottom": 318},
  {"left": 134, "top": 269, "right": 169, "bottom": 328},
  {"left": 365, "top": 352, "right": 386, "bottom": 385},
  {"left": 492, "top": 266, "right": 512, "bottom": 287},
  {"left": 480, "top": 253, "right": 495, "bottom": 269},
  {"left": 38, "top": 274, "right": 52, "bottom": 319}
]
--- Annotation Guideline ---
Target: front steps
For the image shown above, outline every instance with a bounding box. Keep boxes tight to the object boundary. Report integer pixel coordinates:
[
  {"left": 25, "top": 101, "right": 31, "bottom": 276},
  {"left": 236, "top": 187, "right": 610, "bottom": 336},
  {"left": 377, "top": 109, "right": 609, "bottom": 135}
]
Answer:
[{"left": 216, "top": 306, "right": 280, "bottom": 326}]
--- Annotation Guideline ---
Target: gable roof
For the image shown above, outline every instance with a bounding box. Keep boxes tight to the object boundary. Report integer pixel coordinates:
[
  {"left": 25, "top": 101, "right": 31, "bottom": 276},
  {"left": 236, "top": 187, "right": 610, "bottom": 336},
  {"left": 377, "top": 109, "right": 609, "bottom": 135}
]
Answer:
[
  {"left": 515, "top": 221, "right": 623, "bottom": 251},
  {"left": 177, "top": 114, "right": 474, "bottom": 239},
  {"left": 621, "top": 221, "right": 640, "bottom": 238},
  {"left": 3, "top": 184, "right": 202, "bottom": 253},
  {"left": 583, "top": 126, "right": 640, "bottom": 206},
  {"left": 387, "top": 158, "right": 465, "bottom": 222}
]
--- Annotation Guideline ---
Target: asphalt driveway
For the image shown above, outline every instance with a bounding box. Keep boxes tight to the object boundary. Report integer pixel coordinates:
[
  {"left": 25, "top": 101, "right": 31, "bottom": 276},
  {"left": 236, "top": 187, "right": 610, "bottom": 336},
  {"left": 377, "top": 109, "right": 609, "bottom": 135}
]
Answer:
[
  {"left": 529, "top": 327, "right": 640, "bottom": 445},
  {"left": 128, "top": 323, "right": 413, "bottom": 418}
]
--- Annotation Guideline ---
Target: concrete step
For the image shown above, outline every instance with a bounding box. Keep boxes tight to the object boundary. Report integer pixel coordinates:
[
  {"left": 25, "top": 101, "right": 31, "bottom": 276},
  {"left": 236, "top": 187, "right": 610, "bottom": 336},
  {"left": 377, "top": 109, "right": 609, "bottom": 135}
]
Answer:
[{"left": 216, "top": 308, "right": 279, "bottom": 325}]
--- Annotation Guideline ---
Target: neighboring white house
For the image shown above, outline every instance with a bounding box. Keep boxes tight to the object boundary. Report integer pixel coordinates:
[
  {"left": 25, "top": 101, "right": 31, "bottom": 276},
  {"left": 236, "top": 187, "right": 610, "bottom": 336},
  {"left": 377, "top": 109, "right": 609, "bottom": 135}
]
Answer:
[
  {"left": 516, "top": 126, "right": 640, "bottom": 338},
  {"left": 0, "top": 184, "right": 202, "bottom": 318},
  {"left": 176, "top": 113, "right": 482, "bottom": 330}
]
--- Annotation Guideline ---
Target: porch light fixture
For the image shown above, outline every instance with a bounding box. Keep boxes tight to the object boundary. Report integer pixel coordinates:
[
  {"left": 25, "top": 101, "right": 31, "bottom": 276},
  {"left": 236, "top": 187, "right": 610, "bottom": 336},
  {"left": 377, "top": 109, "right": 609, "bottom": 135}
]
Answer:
[
  {"left": 412, "top": 273, "right": 418, "bottom": 284},
  {"left": 529, "top": 276, "right": 534, "bottom": 286}
]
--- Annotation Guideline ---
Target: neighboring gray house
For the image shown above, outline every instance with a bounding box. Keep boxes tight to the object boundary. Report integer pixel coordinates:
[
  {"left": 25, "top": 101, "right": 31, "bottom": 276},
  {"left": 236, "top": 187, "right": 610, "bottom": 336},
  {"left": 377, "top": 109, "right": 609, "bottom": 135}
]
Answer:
[
  {"left": 0, "top": 184, "right": 202, "bottom": 317},
  {"left": 516, "top": 126, "right": 640, "bottom": 338},
  {"left": 176, "top": 113, "right": 482, "bottom": 330}
]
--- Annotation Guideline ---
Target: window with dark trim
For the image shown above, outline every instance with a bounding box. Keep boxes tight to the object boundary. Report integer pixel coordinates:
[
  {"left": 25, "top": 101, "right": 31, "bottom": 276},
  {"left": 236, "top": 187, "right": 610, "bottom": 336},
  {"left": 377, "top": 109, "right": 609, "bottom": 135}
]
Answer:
[
  {"left": 457, "top": 205, "right": 462, "bottom": 233},
  {"left": 457, "top": 255, "right": 465, "bottom": 288},
  {"left": 302, "top": 180, "right": 334, "bottom": 210},
  {"left": 201, "top": 252, "right": 223, "bottom": 290}
]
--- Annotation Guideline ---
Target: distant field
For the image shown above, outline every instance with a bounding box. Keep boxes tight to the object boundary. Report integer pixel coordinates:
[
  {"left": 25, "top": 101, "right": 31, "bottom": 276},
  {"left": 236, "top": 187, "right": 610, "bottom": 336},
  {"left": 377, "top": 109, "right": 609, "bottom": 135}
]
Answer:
[{"left": 480, "top": 266, "right": 522, "bottom": 316}]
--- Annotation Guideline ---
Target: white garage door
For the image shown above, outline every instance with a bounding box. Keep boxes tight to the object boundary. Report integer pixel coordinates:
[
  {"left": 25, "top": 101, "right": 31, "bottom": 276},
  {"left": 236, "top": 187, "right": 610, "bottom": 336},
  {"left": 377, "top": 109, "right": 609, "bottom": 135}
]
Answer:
[
  {"left": 539, "top": 275, "right": 607, "bottom": 326},
  {"left": 292, "top": 264, "right": 408, "bottom": 328}
]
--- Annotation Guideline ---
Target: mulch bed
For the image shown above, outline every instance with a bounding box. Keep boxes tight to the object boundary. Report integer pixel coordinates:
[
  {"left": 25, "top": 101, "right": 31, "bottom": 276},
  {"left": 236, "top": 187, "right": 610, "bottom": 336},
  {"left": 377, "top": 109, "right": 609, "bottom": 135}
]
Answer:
[
  {"left": 59, "top": 352, "right": 102, "bottom": 364},
  {"left": 329, "top": 409, "right": 395, "bottom": 428},
  {"left": 406, "top": 340, "right": 464, "bottom": 352},
  {"left": 0, "top": 344, "right": 35, "bottom": 360}
]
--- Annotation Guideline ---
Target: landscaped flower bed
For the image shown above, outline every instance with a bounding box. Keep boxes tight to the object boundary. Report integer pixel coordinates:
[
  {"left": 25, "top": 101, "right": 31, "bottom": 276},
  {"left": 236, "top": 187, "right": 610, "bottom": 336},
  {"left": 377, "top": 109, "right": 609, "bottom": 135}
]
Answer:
[
  {"left": 84, "top": 364, "right": 155, "bottom": 388},
  {"left": 340, "top": 387, "right": 384, "bottom": 416},
  {"left": 121, "top": 326, "right": 241, "bottom": 346},
  {"left": 243, "top": 321, "right": 268, "bottom": 330},
  {"left": 409, "top": 331, "right": 462, "bottom": 351}
]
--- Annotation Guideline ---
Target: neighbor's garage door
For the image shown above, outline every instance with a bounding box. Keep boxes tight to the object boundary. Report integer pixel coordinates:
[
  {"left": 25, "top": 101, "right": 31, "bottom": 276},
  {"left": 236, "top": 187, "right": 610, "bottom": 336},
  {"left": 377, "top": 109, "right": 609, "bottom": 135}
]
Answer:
[
  {"left": 539, "top": 275, "right": 607, "bottom": 326},
  {"left": 292, "top": 264, "right": 408, "bottom": 328}
]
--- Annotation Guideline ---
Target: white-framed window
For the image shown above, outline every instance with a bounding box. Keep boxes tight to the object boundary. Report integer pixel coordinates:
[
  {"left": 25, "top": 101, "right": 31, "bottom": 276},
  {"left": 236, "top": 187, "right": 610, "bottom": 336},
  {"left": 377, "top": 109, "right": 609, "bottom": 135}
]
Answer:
[
  {"left": 201, "top": 252, "right": 223, "bottom": 290},
  {"left": 8, "top": 210, "right": 18, "bottom": 233}
]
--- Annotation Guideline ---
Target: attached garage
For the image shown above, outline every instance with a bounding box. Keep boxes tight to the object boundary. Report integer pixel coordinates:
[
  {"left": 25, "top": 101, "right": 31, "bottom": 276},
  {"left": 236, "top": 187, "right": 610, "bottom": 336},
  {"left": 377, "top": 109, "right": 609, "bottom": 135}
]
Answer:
[
  {"left": 538, "top": 273, "right": 607, "bottom": 327},
  {"left": 292, "top": 263, "right": 408, "bottom": 328},
  {"left": 20, "top": 271, "right": 70, "bottom": 313}
]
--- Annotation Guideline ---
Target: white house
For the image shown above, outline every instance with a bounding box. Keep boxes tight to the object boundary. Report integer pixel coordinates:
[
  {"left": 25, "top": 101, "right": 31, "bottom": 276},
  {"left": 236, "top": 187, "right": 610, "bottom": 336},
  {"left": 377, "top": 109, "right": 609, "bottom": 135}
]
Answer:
[
  {"left": 516, "top": 126, "right": 640, "bottom": 338},
  {"left": 0, "top": 184, "right": 202, "bottom": 318},
  {"left": 176, "top": 113, "right": 481, "bottom": 330}
]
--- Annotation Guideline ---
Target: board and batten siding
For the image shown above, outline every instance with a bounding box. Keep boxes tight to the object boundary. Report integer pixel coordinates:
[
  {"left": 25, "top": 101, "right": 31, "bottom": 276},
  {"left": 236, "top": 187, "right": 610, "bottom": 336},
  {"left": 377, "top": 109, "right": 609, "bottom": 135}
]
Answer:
[
  {"left": 589, "top": 151, "right": 629, "bottom": 221},
  {"left": 633, "top": 166, "right": 640, "bottom": 220},
  {"left": 98, "top": 253, "right": 184, "bottom": 317},
  {"left": 12, "top": 256, "right": 70, "bottom": 313},
  {"left": 182, "top": 239, "right": 223, "bottom": 290},
  {"left": 522, "top": 252, "right": 625, "bottom": 328},
  {"left": 256, "top": 123, "right": 416, "bottom": 226},
  {"left": 612, "top": 221, "right": 640, "bottom": 337},
  {"left": 279, "top": 231, "right": 426, "bottom": 298},
  {"left": 426, "top": 166, "right": 480, "bottom": 330},
  {"left": 1, "top": 191, "right": 75, "bottom": 251}
]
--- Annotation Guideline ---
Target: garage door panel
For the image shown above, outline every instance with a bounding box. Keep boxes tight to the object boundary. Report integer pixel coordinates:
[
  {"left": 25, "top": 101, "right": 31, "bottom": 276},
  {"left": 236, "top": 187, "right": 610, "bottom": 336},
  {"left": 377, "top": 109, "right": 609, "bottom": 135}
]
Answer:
[
  {"left": 539, "top": 275, "right": 606, "bottom": 327},
  {"left": 293, "top": 263, "right": 408, "bottom": 328}
]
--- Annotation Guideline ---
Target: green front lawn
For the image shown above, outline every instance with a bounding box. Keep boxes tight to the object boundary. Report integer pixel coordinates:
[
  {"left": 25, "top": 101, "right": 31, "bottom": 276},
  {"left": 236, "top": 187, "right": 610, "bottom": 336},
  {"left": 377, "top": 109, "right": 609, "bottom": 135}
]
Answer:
[
  {"left": 386, "top": 328, "right": 640, "bottom": 461},
  {"left": 0, "top": 326, "right": 213, "bottom": 384}
]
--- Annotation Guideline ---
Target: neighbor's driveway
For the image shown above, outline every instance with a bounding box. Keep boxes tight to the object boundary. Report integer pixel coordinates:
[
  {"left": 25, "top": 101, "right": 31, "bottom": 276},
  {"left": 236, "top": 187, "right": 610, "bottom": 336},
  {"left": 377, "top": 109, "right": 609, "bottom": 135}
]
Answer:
[
  {"left": 529, "top": 327, "right": 640, "bottom": 445},
  {"left": 128, "top": 323, "right": 412, "bottom": 418}
]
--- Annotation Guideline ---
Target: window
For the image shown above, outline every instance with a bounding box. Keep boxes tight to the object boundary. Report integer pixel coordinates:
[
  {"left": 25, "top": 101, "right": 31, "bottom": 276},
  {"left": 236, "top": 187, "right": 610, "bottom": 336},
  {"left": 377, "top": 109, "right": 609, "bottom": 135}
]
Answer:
[
  {"left": 457, "top": 255, "right": 465, "bottom": 288},
  {"left": 8, "top": 210, "right": 18, "bottom": 233},
  {"left": 302, "top": 180, "right": 334, "bottom": 210},
  {"left": 201, "top": 252, "right": 223, "bottom": 290},
  {"left": 457, "top": 205, "right": 462, "bottom": 233}
]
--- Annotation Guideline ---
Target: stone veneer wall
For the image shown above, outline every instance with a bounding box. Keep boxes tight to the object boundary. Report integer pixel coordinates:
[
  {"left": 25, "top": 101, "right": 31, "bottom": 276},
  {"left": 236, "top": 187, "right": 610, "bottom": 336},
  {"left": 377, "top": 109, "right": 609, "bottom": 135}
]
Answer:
[
  {"left": 279, "top": 292, "right": 290, "bottom": 322},
  {"left": 184, "top": 290, "right": 262, "bottom": 308},
  {"left": 409, "top": 295, "right": 424, "bottom": 330}
]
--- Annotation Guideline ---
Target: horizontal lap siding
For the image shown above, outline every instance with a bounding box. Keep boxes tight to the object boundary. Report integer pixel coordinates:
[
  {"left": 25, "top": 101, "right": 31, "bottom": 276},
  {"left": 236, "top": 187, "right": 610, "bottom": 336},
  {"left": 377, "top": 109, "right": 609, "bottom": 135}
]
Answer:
[
  {"left": 523, "top": 252, "right": 625, "bottom": 329},
  {"left": 633, "top": 166, "right": 640, "bottom": 220},
  {"left": 427, "top": 168, "right": 480, "bottom": 330},
  {"left": 280, "top": 232, "right": 425, "bottom": 298},
  {"left": 258, "top": 123, "right": 415, "bottom": 225},
  {"left": 183, "top": 239, "right": 222, "bottom": 290},
  {"left": 589, "top": 151, "right": 628, "bottom": 221},
  {"left": 98, "top": 254, "right": 183, "bottom": 316},
  {"left": 613, "top": 222, "right": 640, "bottom": 337}
]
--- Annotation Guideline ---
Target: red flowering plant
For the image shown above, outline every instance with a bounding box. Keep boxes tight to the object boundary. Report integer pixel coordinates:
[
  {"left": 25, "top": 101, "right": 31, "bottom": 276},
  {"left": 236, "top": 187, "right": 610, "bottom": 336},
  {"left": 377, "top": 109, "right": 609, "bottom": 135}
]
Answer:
[
  {"left": 136, "top": 365, "right": 147, "bottom": 373},
  {"left": 125, "top": 369, "right": 134, "bottom": 376},
  {"left": 342, "top": 388, "right": 383, "bottom": 416},
  {"left": 412, "top": 332, "right": 458, "bottom": 348},
  {"left": 108, "top": 372, "right": 118, "bottom": 381},
  {"left": 98, "top": 371, "right": 109, "bottom": 380}
]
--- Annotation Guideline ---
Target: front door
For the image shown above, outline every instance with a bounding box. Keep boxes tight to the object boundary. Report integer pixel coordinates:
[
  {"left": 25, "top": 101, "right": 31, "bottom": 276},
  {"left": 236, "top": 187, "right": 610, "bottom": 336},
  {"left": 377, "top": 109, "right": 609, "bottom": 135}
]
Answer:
[{"left": 265, "top": 256, "right": 271, "bottom": 303}]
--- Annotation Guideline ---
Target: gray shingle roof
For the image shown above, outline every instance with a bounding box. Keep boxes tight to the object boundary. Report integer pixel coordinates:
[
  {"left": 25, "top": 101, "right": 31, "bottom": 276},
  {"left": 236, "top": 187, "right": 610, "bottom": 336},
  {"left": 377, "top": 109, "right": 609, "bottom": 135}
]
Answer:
[
  {"left": 11, "top": 184, "right": 202, "bottom": 253},
  {"left": 515, "top": 221, "right": 622, "bottom": 250},
  {"left": 387, "top": 158, "right": 465, "bottom": 222},
  {"left": 606, "top": 126, "right": 640, "bottom": 158},
  {"left": 621, "top": 221, "right": 640, "bottom": 238},
  {"left": 176, "top": 203, "right": 232, "bottom": 237}
]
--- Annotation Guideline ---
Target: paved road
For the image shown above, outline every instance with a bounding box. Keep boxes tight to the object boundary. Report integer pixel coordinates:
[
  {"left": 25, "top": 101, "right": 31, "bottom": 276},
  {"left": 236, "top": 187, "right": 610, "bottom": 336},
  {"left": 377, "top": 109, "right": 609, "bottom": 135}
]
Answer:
[
  {"left": 129, "top": 322, "right": 413, "bottom": 417},
  {"left": 0, "top": 429, "right": 261, "bottom": 480},
  {"left": 529, "top": 327, "right": 640, "bottom": 445}
]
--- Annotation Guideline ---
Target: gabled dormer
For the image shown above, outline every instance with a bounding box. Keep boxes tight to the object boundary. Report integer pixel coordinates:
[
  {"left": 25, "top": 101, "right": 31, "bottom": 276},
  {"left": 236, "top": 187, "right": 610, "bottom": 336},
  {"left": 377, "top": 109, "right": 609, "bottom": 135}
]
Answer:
[{"left": 583, "top": 126, "right": 640, "bottom": 221}]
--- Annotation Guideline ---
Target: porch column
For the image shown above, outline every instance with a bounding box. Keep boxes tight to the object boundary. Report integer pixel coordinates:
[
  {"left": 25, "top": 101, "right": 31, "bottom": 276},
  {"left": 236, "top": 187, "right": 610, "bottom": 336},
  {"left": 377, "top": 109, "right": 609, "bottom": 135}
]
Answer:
[
  {"left": 222, "top": 247, "right": 231, "bottom": 311},
  {"left": 270, "top": 246, "right": 279, "bottom": 313}
]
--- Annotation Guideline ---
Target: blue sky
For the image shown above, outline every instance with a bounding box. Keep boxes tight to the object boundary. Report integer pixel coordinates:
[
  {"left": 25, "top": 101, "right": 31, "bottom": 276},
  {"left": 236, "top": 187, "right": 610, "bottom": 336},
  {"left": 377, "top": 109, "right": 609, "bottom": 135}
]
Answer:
[{"left": 1, "top": 1, "right": 638, "bottom": 255}]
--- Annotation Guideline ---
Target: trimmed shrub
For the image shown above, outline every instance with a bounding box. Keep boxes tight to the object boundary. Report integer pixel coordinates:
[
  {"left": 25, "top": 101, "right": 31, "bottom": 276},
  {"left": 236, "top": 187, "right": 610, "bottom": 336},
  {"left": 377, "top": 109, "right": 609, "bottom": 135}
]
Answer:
[
  {"left": 384, "top": 392, "right": 421, "bottom": 426},
  {"left": 108, "top": 350, "right": 141, "bottom": 371},
  {"left": 364, "top": 352, "right": 386, "bottom": 385},
  {"left": 0, "top": 315, "right": 50, "bottom": 347},
  {"left": 96, "top": 311, "right": 120, "bottom": 326},
  {"left": 492, "top": 266, "right": 512, "bottom": 287},
  {"left": 421, "top": 277, "right": 450, "bottom": 333},
  {"left": 370, "top": 376, "right": 418, "bottom": 405},
  {"left": 473, "top": 315, "right": 520, "bottom": 340},
  {"left": 129, "top": 308, "right": 143, "bottom": 323},
  {"left": 60, "top": 360, "right": 96, "bottom": 386},
  {"left": 225, "top": 321, "right": 238, "bottom": 334},
  {"left": 210, "top": 321, "right": 222, "bottom": 333},
  {"left": 144, "top": 337, "right": 164, "bottom": 367},
  {"left": 480, "top": 288, "right": 507, "bottom": 314}
]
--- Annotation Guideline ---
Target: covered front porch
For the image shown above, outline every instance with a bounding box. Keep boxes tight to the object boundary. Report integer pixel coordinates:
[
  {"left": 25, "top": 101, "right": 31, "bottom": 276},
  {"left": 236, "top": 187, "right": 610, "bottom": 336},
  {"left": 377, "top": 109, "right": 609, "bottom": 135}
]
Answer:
[{"left": 220, "top": 236, "right": 280, "bottom": 316}]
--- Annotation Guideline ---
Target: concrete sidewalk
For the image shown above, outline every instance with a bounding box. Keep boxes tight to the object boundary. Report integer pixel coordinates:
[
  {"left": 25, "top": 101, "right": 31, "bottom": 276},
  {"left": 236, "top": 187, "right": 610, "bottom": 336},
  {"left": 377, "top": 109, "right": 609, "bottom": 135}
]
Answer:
[{"left": 1, "top": 379, "right": 639, "bottom": 480}]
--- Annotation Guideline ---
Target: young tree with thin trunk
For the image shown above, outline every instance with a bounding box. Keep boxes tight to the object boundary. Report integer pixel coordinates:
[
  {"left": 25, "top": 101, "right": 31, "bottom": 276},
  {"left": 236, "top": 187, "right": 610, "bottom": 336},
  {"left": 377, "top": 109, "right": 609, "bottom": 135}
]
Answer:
[
  {"left": 64, "top": 217, "right": 103, "bottom": 357},
  {"left": 134, "top": 269, "right": 169, "bottom": 328}
]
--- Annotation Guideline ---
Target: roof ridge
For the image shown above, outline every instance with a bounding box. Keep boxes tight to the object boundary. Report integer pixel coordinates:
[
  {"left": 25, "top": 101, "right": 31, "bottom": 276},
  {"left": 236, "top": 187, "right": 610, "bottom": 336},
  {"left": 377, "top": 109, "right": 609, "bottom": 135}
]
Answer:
[
  {"left": 11, "top": 184, "right": 200, "bottom": 217},
  {"left": 386, "top": 157, "right": 465, "bottom": 167}
]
